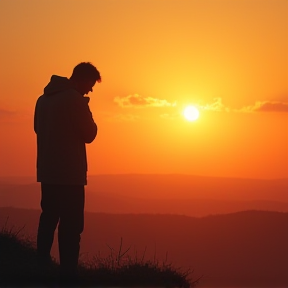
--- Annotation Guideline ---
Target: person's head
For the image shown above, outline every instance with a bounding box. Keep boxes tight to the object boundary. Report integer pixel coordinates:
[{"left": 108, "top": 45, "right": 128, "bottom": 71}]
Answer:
[{"left": 69, "top": 62, "right": 101, "bottom": 95}]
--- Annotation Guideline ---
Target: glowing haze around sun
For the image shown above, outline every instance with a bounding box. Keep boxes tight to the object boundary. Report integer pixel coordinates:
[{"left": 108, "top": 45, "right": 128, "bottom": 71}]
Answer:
[{"left": 183, "top": 105, "right": 200, "bottom": 121}]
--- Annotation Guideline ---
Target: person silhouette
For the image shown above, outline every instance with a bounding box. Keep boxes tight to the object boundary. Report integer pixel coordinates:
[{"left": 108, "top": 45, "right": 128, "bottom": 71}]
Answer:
[{"left": 34, "top": 62, "right": 101, "bottom": 284}]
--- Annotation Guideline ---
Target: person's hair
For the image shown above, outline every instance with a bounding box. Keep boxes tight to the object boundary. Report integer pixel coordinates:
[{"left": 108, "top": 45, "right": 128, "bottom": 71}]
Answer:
[{"left": 71, "top": 62, "right": 101, "bottom": 82}]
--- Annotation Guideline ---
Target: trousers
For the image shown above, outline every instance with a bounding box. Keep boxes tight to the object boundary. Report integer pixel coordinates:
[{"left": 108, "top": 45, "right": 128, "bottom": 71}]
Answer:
[{"left": 37, "top": 183, "right": 85, "bottom": 278}]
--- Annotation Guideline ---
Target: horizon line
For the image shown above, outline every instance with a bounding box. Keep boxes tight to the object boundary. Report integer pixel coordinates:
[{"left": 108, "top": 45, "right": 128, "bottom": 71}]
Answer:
[{"left": 0, "top": 173, "right": 288, "bottom": 181}]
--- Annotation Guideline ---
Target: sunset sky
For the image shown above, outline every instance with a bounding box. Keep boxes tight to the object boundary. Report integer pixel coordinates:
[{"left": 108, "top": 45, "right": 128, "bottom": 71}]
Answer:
[{"left": 0, "top": 0, "right": 287, "bottom": 179}]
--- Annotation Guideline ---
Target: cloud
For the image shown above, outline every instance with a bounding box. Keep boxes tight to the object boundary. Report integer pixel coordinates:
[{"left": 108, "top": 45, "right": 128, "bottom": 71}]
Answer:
[
  {"left": 114, "top": 94, "right": 176, "bottom": 108},
  {"left": 240, "top": 101, "right": 288, "bottom": 113},
  {"left": 113, "top": 95, "right": 288, "bottom": 118},
  {"left": 198, "top": 98, "right": 288, "bottom": 113},
  {"left": 199, "top": 98, "right": 230, "bottom": 112}
]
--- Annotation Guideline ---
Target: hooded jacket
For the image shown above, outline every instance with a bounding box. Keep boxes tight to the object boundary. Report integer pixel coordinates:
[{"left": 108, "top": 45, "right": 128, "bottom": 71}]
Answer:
[{"left": 34, "top": 75, "right": 97, "bottom": 185}]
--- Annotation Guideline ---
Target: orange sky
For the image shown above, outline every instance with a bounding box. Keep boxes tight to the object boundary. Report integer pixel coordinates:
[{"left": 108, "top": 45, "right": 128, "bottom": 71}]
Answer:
[{"left": 0, "top": 0, "right": 287, "bottom": 179}]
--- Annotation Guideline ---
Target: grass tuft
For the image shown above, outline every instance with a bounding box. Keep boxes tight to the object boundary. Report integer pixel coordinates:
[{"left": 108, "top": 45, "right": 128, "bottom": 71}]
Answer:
[{"left": 0, "top": 225, "right": 199, "bottom": 287}]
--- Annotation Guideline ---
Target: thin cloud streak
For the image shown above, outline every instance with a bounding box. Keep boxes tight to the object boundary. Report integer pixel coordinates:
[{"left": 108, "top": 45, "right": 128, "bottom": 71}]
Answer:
[
  {"left": 0, "top": 108, "right": 15, "bottom": 118},
  {"left": 0, "top": 108, "right": 17, "bottom": 122},
  {"left": 199, "top": 98, "right": 288, "bottom": 113},
  {"left": 111, "top": 96, "right": 288, "bottom": 122},
  {"left": 240, "top": 101, "right": 288, "bottom": 113},
  {"left": 114, "top": 94, "right": 176, "bottom": 108}
]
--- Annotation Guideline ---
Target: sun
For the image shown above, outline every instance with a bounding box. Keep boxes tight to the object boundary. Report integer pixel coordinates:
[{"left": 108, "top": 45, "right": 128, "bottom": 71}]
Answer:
[{"left": 183, "top": 105, "right": 200, "bottom": 121}]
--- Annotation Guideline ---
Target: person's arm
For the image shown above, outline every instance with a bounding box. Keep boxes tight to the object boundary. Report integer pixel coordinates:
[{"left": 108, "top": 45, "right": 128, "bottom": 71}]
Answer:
[{"left": 71, "top": 96, "right": 97, "bottom": 143}]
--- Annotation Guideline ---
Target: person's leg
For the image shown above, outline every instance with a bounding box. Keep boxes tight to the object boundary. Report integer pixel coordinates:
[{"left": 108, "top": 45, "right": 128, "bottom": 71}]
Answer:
[
  {"left": 37, "top": 183, "right": 60, "bottom": 266},
  {"left": 58, "top": 185, "right": 85, "bottom": 282}
]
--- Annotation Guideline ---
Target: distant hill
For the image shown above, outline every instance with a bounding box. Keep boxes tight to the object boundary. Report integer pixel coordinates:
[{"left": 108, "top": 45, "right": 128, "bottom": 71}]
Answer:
[
  {"left": 1, "top": 175, "right": 288, "bottom": 217},
  {"left": 86, "top": 174, "right": 288, "bottom": 201},
  {"left": 0, "top": 207, "right": 287, "bottom": 287}
]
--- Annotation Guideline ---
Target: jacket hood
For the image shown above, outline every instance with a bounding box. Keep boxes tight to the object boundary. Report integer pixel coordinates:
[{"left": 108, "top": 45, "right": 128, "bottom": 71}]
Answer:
[{"left": 44, "top": 75, "right": 72, "bottom": 96}]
